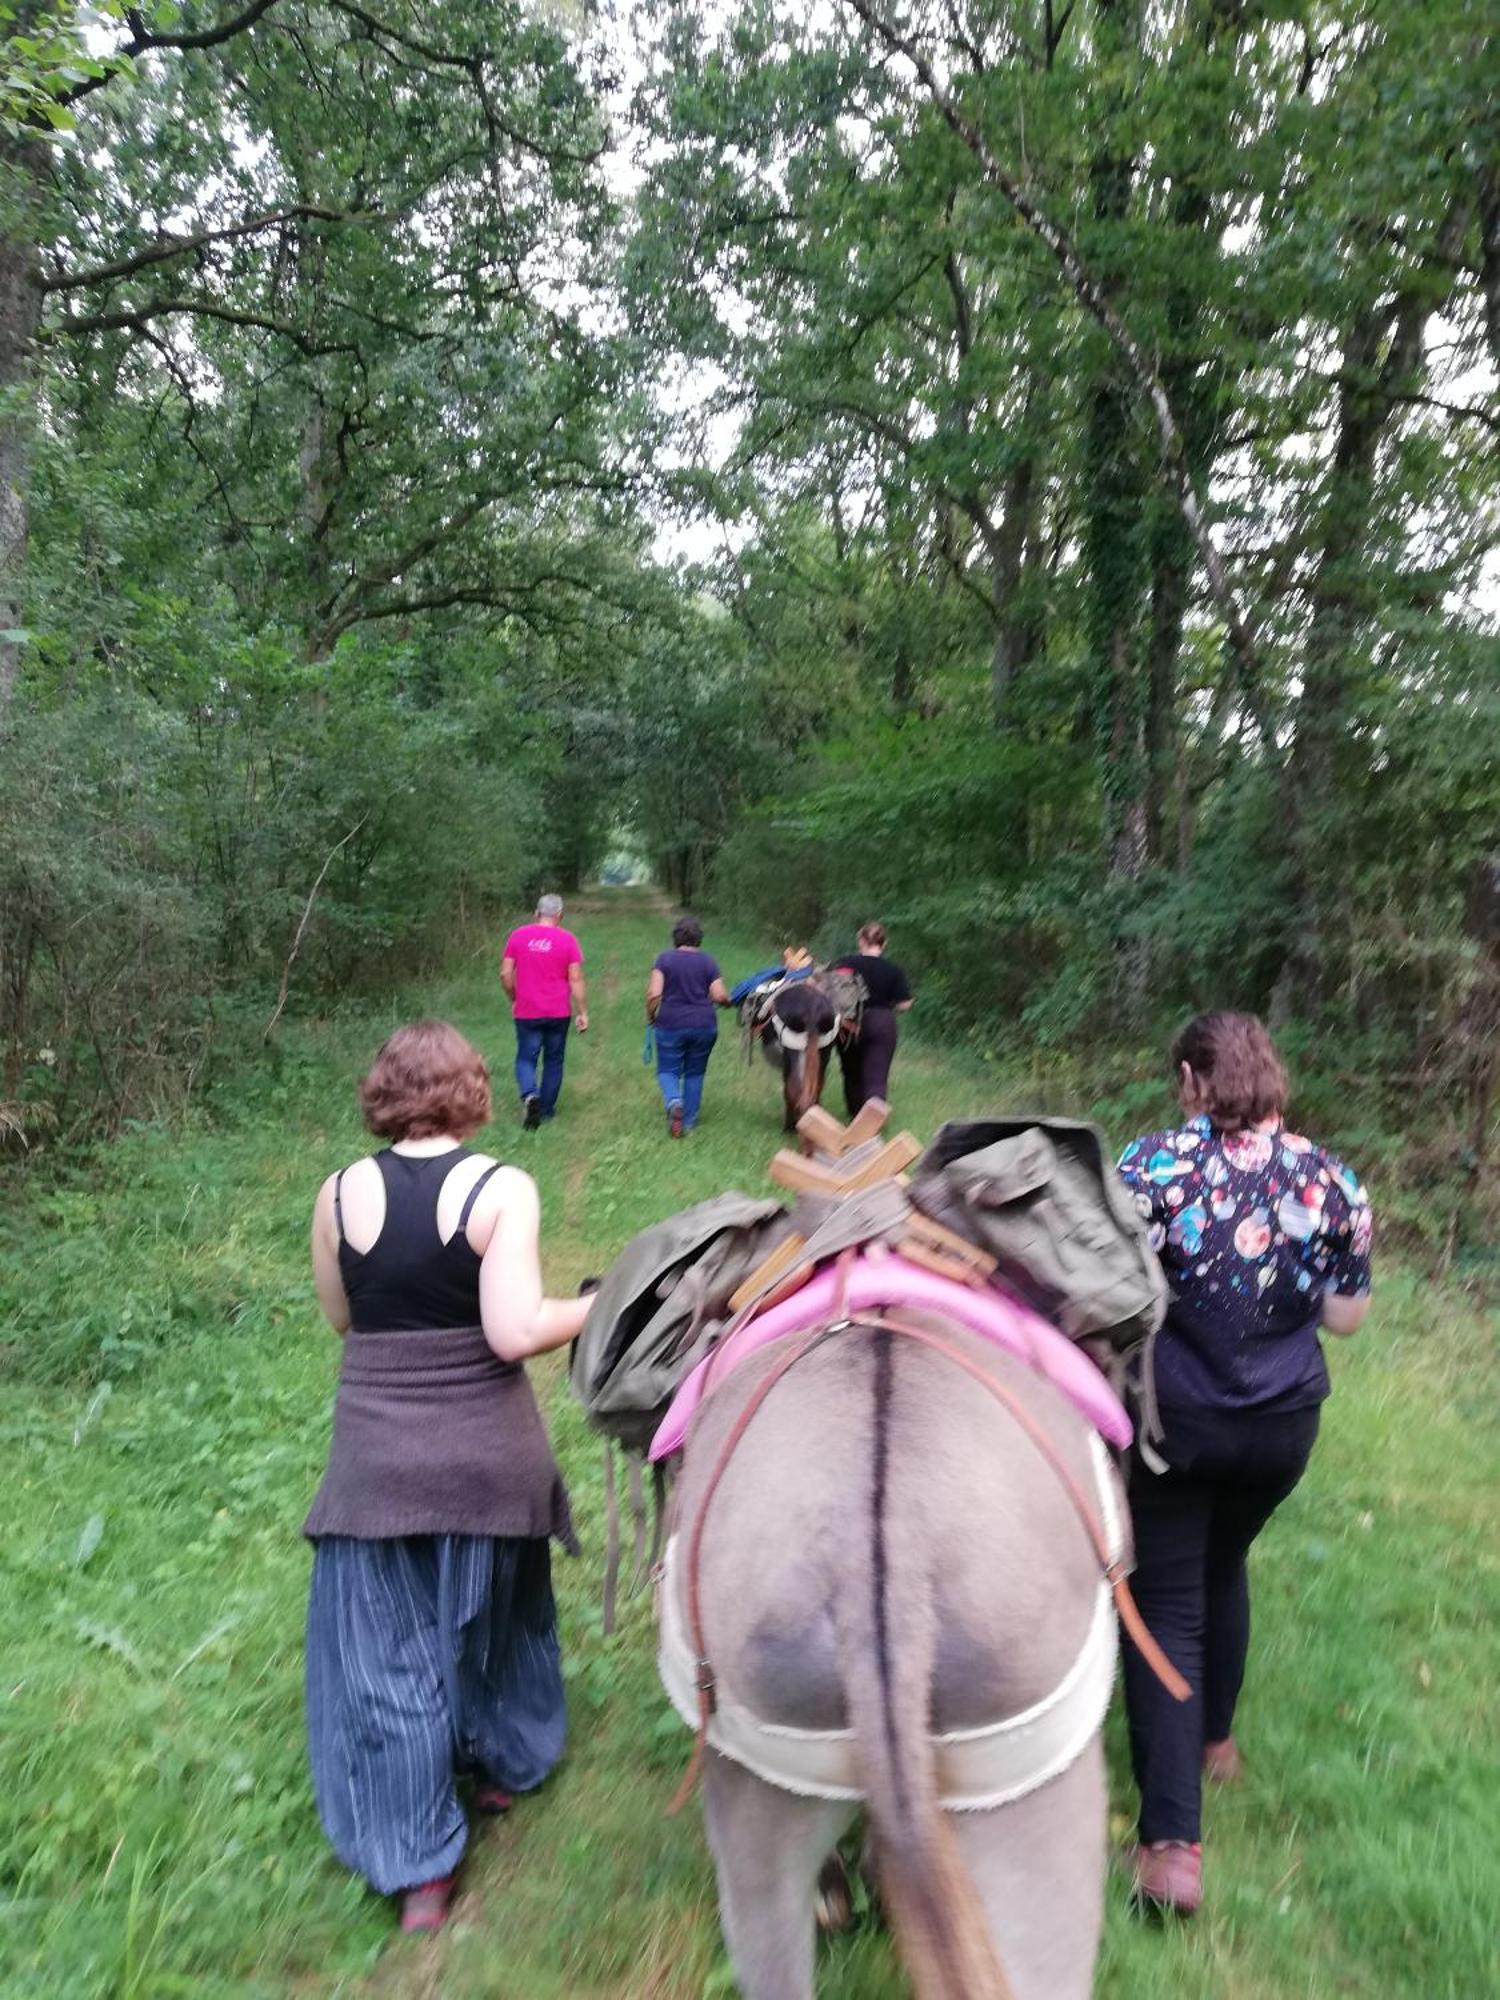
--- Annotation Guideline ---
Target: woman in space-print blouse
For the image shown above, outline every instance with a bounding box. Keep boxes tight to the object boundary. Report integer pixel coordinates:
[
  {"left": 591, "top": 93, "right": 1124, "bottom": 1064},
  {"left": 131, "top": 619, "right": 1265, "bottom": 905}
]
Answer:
[{"left": 1116, "top": 1114, "right": 1374, "bottom": 1415}]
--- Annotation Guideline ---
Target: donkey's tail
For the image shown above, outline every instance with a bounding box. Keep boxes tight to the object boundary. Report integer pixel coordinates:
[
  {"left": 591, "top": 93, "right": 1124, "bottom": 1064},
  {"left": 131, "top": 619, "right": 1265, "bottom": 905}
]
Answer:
[
  {"left": 799, "top": 1030, "right": 822, "bottom": 1118},
  {"left": 837, "top": 1331, "right": 1015, "bottom": 2000}
]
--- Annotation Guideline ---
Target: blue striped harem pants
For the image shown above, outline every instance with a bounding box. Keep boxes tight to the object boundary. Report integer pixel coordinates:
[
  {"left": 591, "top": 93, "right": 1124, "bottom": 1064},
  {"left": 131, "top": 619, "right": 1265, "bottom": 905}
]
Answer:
[{"left": 306, "top": 1534, "right": 565, "bottom": 1894}]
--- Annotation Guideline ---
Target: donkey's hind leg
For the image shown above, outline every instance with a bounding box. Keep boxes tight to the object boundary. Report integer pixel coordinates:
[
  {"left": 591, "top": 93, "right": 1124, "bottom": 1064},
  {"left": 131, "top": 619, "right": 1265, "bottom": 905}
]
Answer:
[
  {"left": 948, "top": 1742, "right": 1107, "bottom": 2000},
  {"left": 702, "top": 1749, "right": 854, "bottom": 2000}
]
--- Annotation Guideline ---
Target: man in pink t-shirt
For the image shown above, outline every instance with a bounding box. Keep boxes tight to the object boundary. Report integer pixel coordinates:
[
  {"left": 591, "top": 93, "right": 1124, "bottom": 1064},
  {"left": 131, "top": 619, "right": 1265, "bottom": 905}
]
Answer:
[{"left": 500, "top": 894, "right": 588, "bottom": 1129}]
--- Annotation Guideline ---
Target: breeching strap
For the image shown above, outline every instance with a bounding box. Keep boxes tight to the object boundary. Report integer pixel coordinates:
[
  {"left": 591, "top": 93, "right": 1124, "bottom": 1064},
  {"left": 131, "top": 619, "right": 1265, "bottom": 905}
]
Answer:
[{"left": 666, "top": 1296, "right": 1188, "bottom": 1815}]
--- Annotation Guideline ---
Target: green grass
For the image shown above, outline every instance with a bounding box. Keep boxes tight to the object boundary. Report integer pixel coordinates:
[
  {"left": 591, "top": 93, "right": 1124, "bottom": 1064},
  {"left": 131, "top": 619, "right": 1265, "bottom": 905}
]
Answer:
[{"left": 2, "top": 891, "right": 1497, "bottom": 1997}]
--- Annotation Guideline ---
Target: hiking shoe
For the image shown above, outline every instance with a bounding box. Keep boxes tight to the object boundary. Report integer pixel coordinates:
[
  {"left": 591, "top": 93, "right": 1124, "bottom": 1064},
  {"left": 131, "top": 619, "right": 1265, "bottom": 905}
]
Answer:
[
  {"left": 667, "top": 1100, "right": 684, "bottom": 1138},
  {"left": 1203, "top": 1736, "right": 1244, "bottom": 1785},
  {"left": 521, "top": 1093, "right": 541, "bottom": 1131},
  {"left": 397, "top": 1873, "right": 456, "bottom": 1933},
  {"left": 1130, "top": 1841, "right": 1202, "bottom": 1917},
  {"left": 473, "top": 1784, "right": 513, "bottom": 1816}
]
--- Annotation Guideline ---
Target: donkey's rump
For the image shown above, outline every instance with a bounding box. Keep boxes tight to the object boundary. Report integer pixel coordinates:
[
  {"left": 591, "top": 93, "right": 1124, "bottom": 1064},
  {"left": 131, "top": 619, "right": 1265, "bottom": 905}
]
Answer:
[{"left": 669, "top": 1324, "right": 1111, "bottom": 1752}]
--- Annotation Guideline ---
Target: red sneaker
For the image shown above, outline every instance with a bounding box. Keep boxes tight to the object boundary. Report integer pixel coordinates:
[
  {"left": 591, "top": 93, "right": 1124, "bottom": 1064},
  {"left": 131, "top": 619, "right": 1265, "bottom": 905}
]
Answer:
[
  {"left": 1203, "top": 1736, "right": 1244, "bottom": 1785},
  {"left": 667, "top": 1100, "right": 684, "bottom": 1138},
  {"left": 398, "top": 1873, "right": 457, "bottom": 1933},
  {"left": 473, "top": 1785, "right": 513, "bottom": 1816},
  {"left": 1131, "top": 1841, "right": 1202, "bottom": 1916}
]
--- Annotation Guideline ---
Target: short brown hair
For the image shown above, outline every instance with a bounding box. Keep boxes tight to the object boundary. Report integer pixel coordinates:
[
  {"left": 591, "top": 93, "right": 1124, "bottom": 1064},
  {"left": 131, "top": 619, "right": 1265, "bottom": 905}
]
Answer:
[
  {"left": 1171, "top": 1010, "right": 1288, "bottom": 1131},
  {"left": 858, "top": 921, "right": 887, "bottom": 950},
  {"left": 358, "top": 1021, "right": 491, "bottom": 1141}
]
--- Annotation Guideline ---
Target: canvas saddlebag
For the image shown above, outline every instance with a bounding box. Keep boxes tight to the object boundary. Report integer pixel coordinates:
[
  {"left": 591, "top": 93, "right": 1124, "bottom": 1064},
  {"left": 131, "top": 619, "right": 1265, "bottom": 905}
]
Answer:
[
  {"left": 910, "top": 1116, "right": 1167, "bottom": 1353},
  {"left": 570, "top": 1190, "right": 795, "bottom": 1456},
  {"left": 569, "top": 1189, "right": 794, "bottom": 1627}
]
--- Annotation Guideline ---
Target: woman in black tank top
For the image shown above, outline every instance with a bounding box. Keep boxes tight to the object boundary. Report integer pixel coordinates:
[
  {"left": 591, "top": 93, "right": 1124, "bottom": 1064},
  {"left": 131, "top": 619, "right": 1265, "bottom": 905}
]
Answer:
[
  {"left": 336, "top": 1146, "right": 500, "bottom": 1330},
  {"left": 304, "top": 1021, "right": 589, "bottom": 1933}
]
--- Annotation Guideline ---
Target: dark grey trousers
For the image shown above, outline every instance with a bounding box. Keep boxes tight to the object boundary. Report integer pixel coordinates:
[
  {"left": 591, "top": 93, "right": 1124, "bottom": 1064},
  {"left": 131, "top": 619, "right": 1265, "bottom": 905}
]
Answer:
[{"left": 306, "top": 1533, "right": 564, "bottom": 1893}]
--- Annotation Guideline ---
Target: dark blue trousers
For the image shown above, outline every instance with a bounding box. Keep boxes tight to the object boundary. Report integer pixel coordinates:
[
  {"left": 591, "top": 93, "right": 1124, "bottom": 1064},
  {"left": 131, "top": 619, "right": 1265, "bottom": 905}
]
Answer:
[
  {"left": 514, "top": 1016, "right": 570, "bottom": 1117},
  {"left": 306, "top": 1534, "right": 565, "bottom": 1893}
]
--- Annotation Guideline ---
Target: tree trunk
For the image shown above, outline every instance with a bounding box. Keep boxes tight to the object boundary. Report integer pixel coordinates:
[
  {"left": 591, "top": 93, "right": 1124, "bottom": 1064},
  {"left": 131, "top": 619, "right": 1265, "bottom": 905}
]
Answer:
[
  {"left": 1080, "top": 0, "right": 1148, "bottom": 887},
  {"left": 1277, "top": 207, "right": 1471, "bottom": 1012},
  {"left": 1477, "top": 162, "right": 1500, "bottom": 374},
  {"left": 295, "top": 211, "right": 334, "bottom": 654},
  {"left": 0, "top": 137, "right": 44, "bottom": 721},
  {"left": 1141, "top": 145, "right": 1225, "bottom": 865},
  {"left": 1143, "top": 509, "right": 1189, "bottom": 863},
  {"left": 986, "top": 448, "right": 1038, "bottom": 718}
]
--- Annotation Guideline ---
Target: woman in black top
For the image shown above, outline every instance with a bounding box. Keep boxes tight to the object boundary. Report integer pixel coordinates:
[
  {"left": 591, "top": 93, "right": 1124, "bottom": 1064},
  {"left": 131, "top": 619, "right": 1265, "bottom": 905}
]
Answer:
[
  {"left": 305, "top": 1021, "right": 589, "bottom": 1933},
  {"left": 1115, "top": 1011, "right": 1373, "bottom": 1919},
  {"left": 833, "top": 921, "right": 913, "bottom": 1115}
]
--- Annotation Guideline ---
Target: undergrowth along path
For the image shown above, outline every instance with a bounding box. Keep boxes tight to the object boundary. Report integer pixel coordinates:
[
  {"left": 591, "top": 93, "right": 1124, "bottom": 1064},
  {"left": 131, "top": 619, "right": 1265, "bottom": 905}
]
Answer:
[{"left": 1, "top": 894, "right": 1496, "bottom": 1998}]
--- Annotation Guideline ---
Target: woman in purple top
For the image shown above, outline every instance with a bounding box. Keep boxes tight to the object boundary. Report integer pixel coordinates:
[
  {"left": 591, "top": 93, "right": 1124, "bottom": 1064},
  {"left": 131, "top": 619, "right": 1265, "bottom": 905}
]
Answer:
[
  {"left": 1114, "top": 1012, "right": 1373, "bottom": 1917},
  {"left": 645, "top": 915, "right": 730, "bottom": 1137}
]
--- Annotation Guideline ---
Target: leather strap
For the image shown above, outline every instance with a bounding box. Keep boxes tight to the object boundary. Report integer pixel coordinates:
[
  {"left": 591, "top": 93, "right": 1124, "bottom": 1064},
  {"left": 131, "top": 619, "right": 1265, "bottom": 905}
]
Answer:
[
  {"left": 874, "top": 1310, "right": 1188, "bottom": 1705},
  {"left": 667, "top": 1316, "right": 848, "bottom": 1814},
  {"left": 667, "top": 1306, "right": 1188, "bottom": 1813}
]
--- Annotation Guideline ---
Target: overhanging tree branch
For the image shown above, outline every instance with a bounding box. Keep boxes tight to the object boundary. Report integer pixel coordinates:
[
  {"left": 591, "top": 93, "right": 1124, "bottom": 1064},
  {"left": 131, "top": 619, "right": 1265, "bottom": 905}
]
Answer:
[
  {"left": 325, "top": 0, "right": 605, "bottom": 165},
  {"left": 62, "top": 0, "right": 285, "bottom": 105},
  {"left": 39, "top": 203, "right": 390, "bottom": 295},
  {"left": 315, "top": 568, "right": 633, "bottom": 649},
  {"left": 41, "top": 294, "right": 366, "bottom": 356}
]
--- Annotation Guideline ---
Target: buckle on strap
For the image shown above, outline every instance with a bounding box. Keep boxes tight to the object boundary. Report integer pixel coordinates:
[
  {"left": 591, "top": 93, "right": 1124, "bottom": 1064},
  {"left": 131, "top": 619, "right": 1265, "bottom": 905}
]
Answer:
[{"left": 694, "top": 1658, "right": 718, "bottom": 1711}]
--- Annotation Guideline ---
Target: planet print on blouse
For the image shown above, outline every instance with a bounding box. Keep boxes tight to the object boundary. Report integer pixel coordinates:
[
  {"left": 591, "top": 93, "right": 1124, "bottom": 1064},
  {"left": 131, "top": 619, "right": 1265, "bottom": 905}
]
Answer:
[
  {"left": 1167, "top": 1199, "right": 1208, "bottom": 1257},
  {"left": 1116, "top": 1112, "right": 1374, "bottom": 1413},
  {"left": 1233, "top": 1210, "right": 1272, "bottom": 1259}
]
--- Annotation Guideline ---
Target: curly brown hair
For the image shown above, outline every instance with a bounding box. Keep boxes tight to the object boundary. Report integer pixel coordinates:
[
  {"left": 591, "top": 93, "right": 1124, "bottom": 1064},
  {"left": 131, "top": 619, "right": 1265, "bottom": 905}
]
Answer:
[
  {"left": 1171, "top": 1010, "right": 1289, "bottom": 1131},
  {"left": 358, "top": 1021, "right": 491, "bottom": 1141}
]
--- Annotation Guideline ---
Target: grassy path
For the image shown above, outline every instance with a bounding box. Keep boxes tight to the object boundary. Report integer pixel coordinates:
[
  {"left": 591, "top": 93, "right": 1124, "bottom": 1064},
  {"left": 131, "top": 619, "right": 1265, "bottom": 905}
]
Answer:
[{"left": 2, "top": 893, "right": 1496, "bottom": 1997}]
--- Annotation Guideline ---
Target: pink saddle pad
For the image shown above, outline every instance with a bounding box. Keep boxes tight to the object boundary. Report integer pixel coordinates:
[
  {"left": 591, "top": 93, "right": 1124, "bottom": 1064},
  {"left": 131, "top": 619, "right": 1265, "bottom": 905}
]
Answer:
[{"left": 649, "top": 1252, "right": 1132, "bottom": 1461}]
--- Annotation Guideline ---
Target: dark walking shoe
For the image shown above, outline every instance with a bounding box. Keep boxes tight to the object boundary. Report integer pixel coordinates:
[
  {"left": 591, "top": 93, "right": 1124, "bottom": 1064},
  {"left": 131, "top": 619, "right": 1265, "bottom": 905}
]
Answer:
[
  {"left": 398, "top": 1873, "right": 457, "bottom": 1933},
  {"left": 667, "top": 1100, "right": 684, "bottom": 1138},
  {"left": 1130, "top": 1841, "right": 1202, "bottom": 1917},
  {"left": 1203, "top": 1736, "right": 1244, "bottom": 1785},
  {"left": 521, "top": 1093, "right": 541, "bottom": 1131},
  {"left": 473, "top": 1785, "right": 513, "bottom": 1816}
]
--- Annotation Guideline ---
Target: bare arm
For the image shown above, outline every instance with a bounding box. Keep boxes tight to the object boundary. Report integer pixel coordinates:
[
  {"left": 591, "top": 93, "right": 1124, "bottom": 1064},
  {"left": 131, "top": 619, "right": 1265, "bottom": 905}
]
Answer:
[
  {"left": 1321, "top": 1292, "right": 1371, "bottom": 1337},
  {"left": 895, "top": 998, "right": 914, "bottom": 1013},
  {"left": 500, "top": 954, "right": 517, "bottom": 1003},
  {"left": 477, "top": 1166, "right": 589, "bottom": 1361},
  {"left": 569, "top": 959, "right": 589, "bottom": 1032},
  {"left": 709, "top": 976, "right": 731, "bottom": 1006},
  {"left": 646, "top": 967, "right": 664, "bottom": 1021},
  {"left": 310, "top": 1174, "right": 351, "bottom": 1334}
]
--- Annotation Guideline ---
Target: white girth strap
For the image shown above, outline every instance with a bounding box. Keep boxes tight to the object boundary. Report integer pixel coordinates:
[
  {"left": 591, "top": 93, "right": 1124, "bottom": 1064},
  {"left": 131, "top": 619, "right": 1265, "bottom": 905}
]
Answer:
[
  {"left": 770, "top": 1019, "right": 840, "bottom": 1053},
  {"left": 658, "top": 1431, "right": 1125, "bottom": 1812}
]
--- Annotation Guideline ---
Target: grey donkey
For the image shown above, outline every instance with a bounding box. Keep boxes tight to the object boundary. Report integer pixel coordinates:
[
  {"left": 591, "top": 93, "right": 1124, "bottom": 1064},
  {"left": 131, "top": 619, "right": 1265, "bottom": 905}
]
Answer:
[{"left": 663, "top": 1317, "right": 1121, "bottom": 2000}]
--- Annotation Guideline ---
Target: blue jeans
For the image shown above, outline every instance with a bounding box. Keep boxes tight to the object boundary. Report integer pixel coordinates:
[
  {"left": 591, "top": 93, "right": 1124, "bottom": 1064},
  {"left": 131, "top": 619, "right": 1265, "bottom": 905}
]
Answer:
[
  {"left": 514, "top": 1017, "right": 570, "bottom": 1117},
  {"left": 655, "top": 1027, "right": 717, "bottom": 1129}
]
